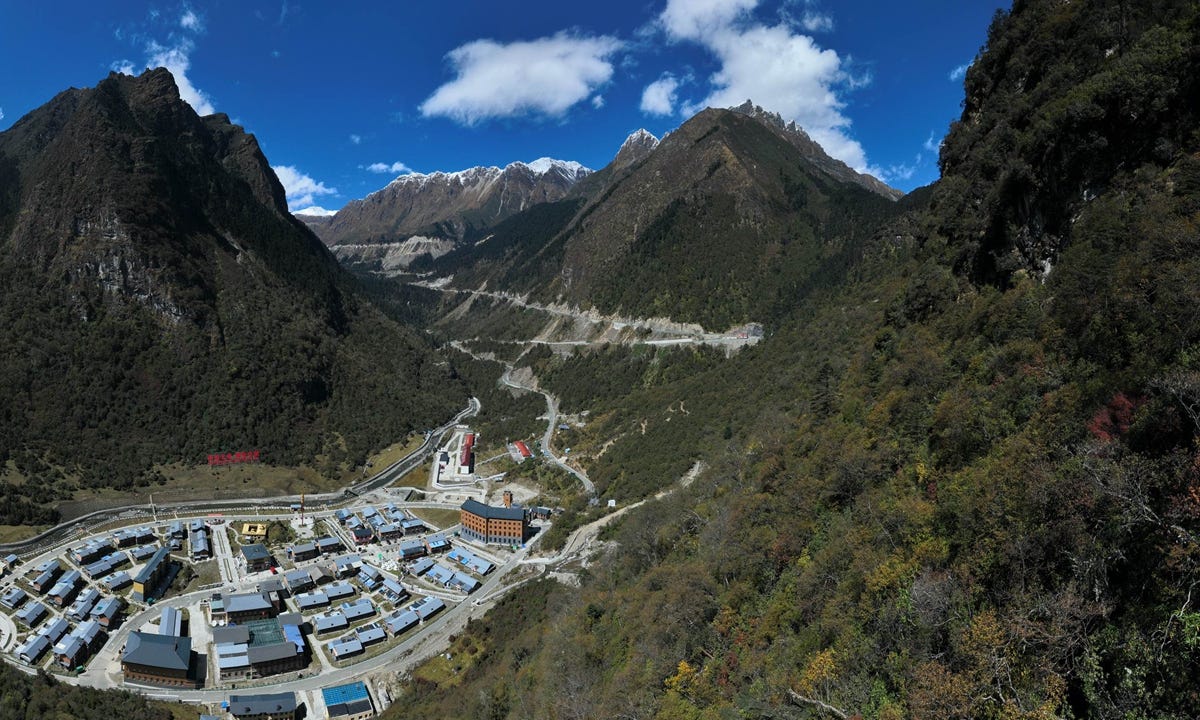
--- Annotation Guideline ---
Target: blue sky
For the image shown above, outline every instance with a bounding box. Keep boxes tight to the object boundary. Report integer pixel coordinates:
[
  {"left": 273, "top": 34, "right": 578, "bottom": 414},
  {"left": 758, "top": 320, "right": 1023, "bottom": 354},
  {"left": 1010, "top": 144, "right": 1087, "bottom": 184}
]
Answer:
[{"left": 0, "top": 1, "right": 1004, "bottom": 213}]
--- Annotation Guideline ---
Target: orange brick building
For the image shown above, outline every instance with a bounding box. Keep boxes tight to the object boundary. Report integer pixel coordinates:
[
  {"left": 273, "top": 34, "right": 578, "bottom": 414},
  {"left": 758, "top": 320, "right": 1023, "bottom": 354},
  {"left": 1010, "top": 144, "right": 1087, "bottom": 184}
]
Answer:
[{"left": 460, "top": 498, "right": 527, "bottom": 545}]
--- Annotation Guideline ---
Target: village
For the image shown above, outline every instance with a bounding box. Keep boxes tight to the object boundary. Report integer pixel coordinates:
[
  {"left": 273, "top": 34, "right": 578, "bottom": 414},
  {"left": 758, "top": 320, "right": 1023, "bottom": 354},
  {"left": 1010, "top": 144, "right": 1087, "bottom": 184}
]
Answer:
[{"left": 0, "top": 425, "right": 574, "bottom": 720}]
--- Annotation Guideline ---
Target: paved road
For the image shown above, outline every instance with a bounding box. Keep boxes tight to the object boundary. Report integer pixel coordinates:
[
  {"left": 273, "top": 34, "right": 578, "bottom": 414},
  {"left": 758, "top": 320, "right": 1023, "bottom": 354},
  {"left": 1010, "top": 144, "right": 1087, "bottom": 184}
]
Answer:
[{"left": 499, "top": 366, "right": 595, "bottom": 496}]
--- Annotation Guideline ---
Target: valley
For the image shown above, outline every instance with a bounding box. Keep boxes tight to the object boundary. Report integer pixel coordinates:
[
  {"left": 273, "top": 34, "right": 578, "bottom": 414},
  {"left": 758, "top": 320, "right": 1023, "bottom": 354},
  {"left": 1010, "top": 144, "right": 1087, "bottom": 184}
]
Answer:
[{"left": 2, "top": 1, "right": 1200, "bottom": 718}]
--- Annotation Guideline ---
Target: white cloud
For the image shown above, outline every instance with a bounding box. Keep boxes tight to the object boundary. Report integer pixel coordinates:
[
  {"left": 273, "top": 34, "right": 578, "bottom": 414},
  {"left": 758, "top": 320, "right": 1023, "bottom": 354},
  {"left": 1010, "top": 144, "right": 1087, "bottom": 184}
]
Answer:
[
  {"left": 420, "top": 32, "right": 623, "bottom": 124},
  {"left": 365, "top": 161, "right": 412, "bottom": 174},
  {"left": 592, "top": 95, "right": 605, "bottom": 109},
  {"left": 112, "top": 60, "right": 136, "bottom": 75},
  {"left": 640, "top": 74, "right": 681, "bottom": 116},
  {"left": 923, "top": 131, "right": 940, "bottom": 152},
  {"left": 949, "top": 62, "right": 970, "bottom": 81},
  {"left": 349, "top": 134, "right": 362, "bottom": 145},
  {"left": 146, "top": 39, "right": 216, "bottom": 115},
  {"left": 882, "top": 162, "right": 916, "bottom": 182},
  {"left": 659, "top": 2, "right": 877, "bottom": 174},
  {"left": 180, "top": 9, "right": 201, "bottom": 31},
  {"left": 0, "top": 107, "right": 5, "bottom": 122},
  {"left": 660, "top": 0, "right": 758, "bottom": 42},
  {"left": 272, "top": 165, "right": 338, "bottom": 211},
  {"left": 800, "top": 12, "right": 833, "bottom": 32}
]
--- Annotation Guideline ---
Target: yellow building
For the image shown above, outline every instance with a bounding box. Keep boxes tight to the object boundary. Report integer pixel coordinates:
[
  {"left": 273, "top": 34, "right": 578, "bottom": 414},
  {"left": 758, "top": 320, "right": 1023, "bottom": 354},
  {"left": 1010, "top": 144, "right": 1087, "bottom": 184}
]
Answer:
[{"left": 241, "top": 523, "right": 268, "bottom": 541}]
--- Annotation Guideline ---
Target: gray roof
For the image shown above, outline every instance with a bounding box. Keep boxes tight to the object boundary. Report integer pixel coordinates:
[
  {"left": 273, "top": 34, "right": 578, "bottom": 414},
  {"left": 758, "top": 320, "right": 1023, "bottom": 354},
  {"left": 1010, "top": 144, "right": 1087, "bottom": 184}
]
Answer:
[
  {"left": 212, "top": 625, "right": 251, "bottom": 645},
  {"left": 314, "top": 612, "right": 348, "bottom": 633},
  {"left": 356, "top": 626, "right": 386, "bottom": 645},
  {"left": 324, "top": 582, "right": 356, "bottom": 599},
  {"left": 329, "top": 638, "right": 363, "bottom": 657},
  {"left": 246, "top": 642, "right": 297, "bottom": 664},
  {"left": 123, "top": 631, "right": 191, "bottom": 670},
  {"left": 228, "top": 693, "right": 297, "bottom": 717},
  {"left": 133, "top": 547, "right": 171, "bottom": 584},
  {"left": 241, "top": 543, "right": 271, "bottom": 562},
  {"left": 292, "top": 541, "right": 317, "bottom": 554},
  {"left": 225, "top": 592, "right": 273, "bottom": 613},
  {"left": 461, "top": 498, "right": 526, "bottom": 521}
]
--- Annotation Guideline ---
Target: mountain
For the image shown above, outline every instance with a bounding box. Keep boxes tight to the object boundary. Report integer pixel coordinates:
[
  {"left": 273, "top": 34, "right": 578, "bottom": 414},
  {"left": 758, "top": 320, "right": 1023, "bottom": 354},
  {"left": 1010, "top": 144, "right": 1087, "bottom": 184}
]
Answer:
[
  {"left": 0, "top": 69, "right": 465, "bottom": 523},
  {"left": 422, "top": 106, "right": 903, "bottom": 330},
  {"left": 385, "top": 1, "right": 1200, "bottom": 719},
  {"left": 308, "top": 158, "right": 591, "bottom": 269},
  {"left": 728, "top": 100, "right": 903, "bottom": 200}
]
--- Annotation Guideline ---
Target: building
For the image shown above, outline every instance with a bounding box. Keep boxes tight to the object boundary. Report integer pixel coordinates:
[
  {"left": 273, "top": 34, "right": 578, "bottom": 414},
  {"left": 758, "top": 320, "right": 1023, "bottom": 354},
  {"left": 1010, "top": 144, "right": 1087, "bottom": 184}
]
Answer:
[
  {"left": 228, "top": 693, "right": 298, "bottom": 720},
  {"left": 410, "top": 596, "right": 445, "bottom": 620},
  {"left": 215, "top": 616, "right": 307, "bottom": 681},
  {"left": 54, "top": 619, "right": 103, "bottom": 669},
  {"left": 384, "top": 609, "right": 419, "bottom": 637},
  {"left": 122, "top": 632, "right": 196, "bottom": 687},
  {"left": 31, "top": 560, "right": 62, "bottom": 593},
  {"left": 339, "top": 598, "right": 375, "bottom": 622},
  {"left": 91, "top": 596, "right": 123, "bottom": 627},
  {"left": 425, "top": 534, "right": 451, "bottom": 553},
  {"left": 295, "top": 591, "right": 329, "bottom": 611},
  {"left": 334, "top": 555, "right": 361, "bottom": 578},
  {"left": 102, "top": 571, "right": 132, "bottom": 592},
  {"left": 381, "top": 578, "right": 408, "bottom": 602},
  {"left": 285, "top": 569, "right": 315, "bottom": 595},
  {"left": 168, "top": 521, "right": 185, "bottom": 539},
  {"left": 221, "top": 592, "right": 278, "bottom": 623},
  {"left": 448, "top": 548, "right": 494, "bottom": 575},
  {"left": 460, "top": 498, "right": 527, "bottom": 545},
  {"left": 3, "top": 553, "right": 20, "bottom": 570},
  {"left": 190, "top": 533, "right": 211, "bottom": 560},
  {"left": 316, "top": 536, "right": 343, "bottom": 554},
  {"left": 1, "top": 586, "right": 27, "bottom": 609},
  {"left": 17, "top": 634, "right": 50, "bottom": 664},
  {"left": 459, "top": 432, "right": 475, "bottom": 473},
  {"left": 291, "top": 541, "right": 319, "bottom": 562},
  {"left": 160, "top": 605, "right": 182, "bottom": 636},
  {"left": 426, "top": 563, "right": 454, "bottom": 586},
  {"left": 48, "top": 569, "right": 83, "bottom": 606},
  {"left": 39, "top": 617, "right": 71, "bottom": 646},
  {"left": 71, "top": 539, "right": 114, "bottom": 565},
  {"left": 16, "top": 601, "right": 47, "bottom": 627},
  {"left": 351, "top": 527, "right": 374, "bottom": 546},
  {"left": 377, "top": 523, "right": 403, "bottom": 542},
  {"left": 357, "top": 565, "right": 382, "bottom": 591},
  {"left": 399, "top": 539, "right": 427, "bottom": 560},
  {"left": 355, "top": 624, "right": 385, "bottom": 646},
  {"left": 242, "top": 543, "right": 273, "bottom": 572},
  {"left": 450, "top": 572, "right": 480, "bottom": 593},
  {"left": 324, "top": 582, "right": 356, "bottom": 601},
  {"left": 67, "top": 587, "right": 100, "bottom": 620},
  {"left": 400, "top": 518, "right": 426, "bottom": 535},
  {"left": 131, "top": 547, "right": 172, "bottom": 603},
  {"left": 514, "top": 440, "right": 533, "bottom": 461},
  {"left": 328, "top": 637, "right": 363, "bottom": 660},
  {"left": 321, "top": 681, "right": 375, "bottom": 720},
  {"left": 241, "top": 523, "right": 268, "bottom": 542},
  {"left": 130, "top": 543, "right": 159, "bottom": 561},
  {"left": 313, "top": 611, "right": 348, "bottom": 635}
]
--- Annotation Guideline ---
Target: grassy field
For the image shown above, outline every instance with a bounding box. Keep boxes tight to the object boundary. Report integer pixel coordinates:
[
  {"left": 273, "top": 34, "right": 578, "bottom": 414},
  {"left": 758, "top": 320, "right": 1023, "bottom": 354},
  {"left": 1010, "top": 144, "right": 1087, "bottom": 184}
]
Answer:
[
  {"left": 411, "top": 632, "right": 485, "bottom": 688},
  {"left": 409, "top": 508, "right": 461, "bottom": 530},
  {"left": 57, "top": 463, "right": 347, "bottom": 521},
  {"left": 364, "top": 434, "right": 425, "bottom": 473},
  {"left": 0, "top": 524, "right": 48, "bottom": 543},
  {"left": 151, "top": 701, "right": 215, "bottom": 720}
]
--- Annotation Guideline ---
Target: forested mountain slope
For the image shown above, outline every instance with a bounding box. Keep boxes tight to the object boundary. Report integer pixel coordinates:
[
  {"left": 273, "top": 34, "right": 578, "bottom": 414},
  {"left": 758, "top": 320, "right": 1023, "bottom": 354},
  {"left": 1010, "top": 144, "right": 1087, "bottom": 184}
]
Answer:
[
  {"left": 0, "top": 69, "right": 465, "bottom": 524},
  {"left": 385, "top": 1, "right": 1200, "bottom": 718}
]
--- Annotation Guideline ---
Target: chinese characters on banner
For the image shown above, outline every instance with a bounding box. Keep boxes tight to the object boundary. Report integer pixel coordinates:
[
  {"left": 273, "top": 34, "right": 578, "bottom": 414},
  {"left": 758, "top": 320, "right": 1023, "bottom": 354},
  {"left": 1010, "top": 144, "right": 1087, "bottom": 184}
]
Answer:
[{"left": 207, "top": 450, "right": 261, "bottom": 466}]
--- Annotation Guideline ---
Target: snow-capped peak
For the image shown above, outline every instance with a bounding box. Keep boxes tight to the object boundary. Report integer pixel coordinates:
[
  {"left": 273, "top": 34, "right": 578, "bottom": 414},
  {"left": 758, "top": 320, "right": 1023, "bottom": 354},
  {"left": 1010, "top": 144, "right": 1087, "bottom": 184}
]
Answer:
[
  {"left": 621, "top": 128, "right": 660, "bottom": 150},
  {"left": 293, "top": 205, "right": 337, "bottom": 217},
  {"left": 520, "top": 157, "right": 590, "bottom": 176}
]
